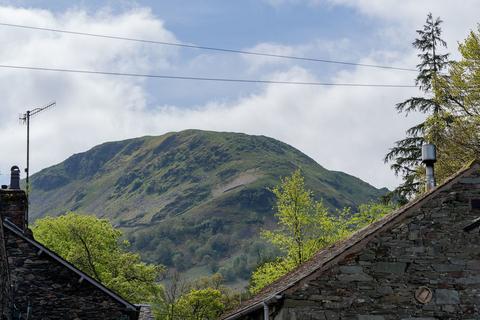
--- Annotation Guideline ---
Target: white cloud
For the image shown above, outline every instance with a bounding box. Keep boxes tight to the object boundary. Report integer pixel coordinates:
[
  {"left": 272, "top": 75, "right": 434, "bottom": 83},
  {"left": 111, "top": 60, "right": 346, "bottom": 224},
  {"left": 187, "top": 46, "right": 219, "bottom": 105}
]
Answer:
[
  {"left": 328, "top": 0, "right": 479, "bottom": 54},
  {"left": 133, "top": 61, "right": 423, "bottom": 190},
  {"left": 0, "top": 2, "right": 476, "bottom": 192},
  {"left": 242, "top": 38, "right": 353, "bottom": 74},
  {"left": 0, "top": 6, "right": 177, "bottom": 182},
  {"left": 263, "top": 0, "right": 479, "bottom": 53}
]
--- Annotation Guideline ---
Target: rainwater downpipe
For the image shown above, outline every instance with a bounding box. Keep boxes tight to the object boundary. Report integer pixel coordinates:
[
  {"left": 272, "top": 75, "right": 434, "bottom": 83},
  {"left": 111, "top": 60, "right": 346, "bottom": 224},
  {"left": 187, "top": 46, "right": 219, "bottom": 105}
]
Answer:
[
  {"left": 226, "top": 294, "right": 283, "bottom": 320},
  {"left": 262, "top": 294, "right": 283, "bottom": 320},
  {"left": 263, "top": 301, "right": 269, "bottom": 320}
]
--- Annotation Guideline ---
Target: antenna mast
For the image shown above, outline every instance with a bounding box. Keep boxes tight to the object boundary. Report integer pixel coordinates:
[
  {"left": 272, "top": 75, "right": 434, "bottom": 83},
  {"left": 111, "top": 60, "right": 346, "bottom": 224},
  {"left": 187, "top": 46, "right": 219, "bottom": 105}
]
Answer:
[{"left": 19, "top": 101, "right": 56, "bottom": 226}]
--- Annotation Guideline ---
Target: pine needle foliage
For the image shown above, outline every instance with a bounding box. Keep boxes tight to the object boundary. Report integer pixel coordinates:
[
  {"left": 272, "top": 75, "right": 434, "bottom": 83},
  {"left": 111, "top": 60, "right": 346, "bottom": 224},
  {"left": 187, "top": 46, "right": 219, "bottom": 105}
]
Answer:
[
  {"left": 385, "top": 13, "right": 450, "bottom": 200},
  {"left": 425, "top": 26, "right": 480, "bottom": 180}
]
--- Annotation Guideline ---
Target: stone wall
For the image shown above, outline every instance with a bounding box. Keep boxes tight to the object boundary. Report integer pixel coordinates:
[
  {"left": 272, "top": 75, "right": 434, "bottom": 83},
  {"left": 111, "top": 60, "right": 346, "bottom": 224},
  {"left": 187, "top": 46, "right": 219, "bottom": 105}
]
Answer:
[
  {"left": 0, "top": 190, "right": 27, "bottom": 231},
  {"left": 0, "top": 216, "right": 12, "bottom": 320},
  {"left": 276, "top": 168, "right": 480, "bottom": 319},
  {"left": 4, "top": 227, "right": 138, "bottom": 320}
]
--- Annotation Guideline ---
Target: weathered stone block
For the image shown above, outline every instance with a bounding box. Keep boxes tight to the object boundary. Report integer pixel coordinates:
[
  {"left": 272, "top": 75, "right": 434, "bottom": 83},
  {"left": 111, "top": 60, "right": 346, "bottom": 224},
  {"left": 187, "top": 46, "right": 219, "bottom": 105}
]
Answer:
[
  {"left": 339, "top": 266, "right": 363, "bottom": 274},
  {"left": 337, "top": 273, "right": 373, "bottom": 282},
  {"left": 283, "top": 299, "right": 318, "bottom": 308},
  {"left": 358, "top": 315, "right": 385, "bottom": 320},
  {"left": 466, "top": 260, "right": 480, "bottom": 270},
  {"left": 432, "top": 264, "right": 465, "bottom": 272},
  {"left": 460, "top": 177, "right": 480, "bottom": 184},
  {"left": 374, "top": 262, "right": 406, "bottom": 274},
  {"left": 408, "top": 231, "right": 420, "bottom": 240},
  {"left": 455, "top": 276, "right": 480, "bottom": 284},
  {"left": 435, "top": 289, "right": 460, "bottom": 304},
  {"left": 377, "top": 286, "right": 393, "bottom": 295},
  {"left": 406, "top": 246, "right": 426, "bottom": 254}
]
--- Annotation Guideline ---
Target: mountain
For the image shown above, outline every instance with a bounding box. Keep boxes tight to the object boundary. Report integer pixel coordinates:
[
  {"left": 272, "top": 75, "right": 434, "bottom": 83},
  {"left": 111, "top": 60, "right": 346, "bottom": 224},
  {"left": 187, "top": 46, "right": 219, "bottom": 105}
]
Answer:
[{"left": 29, "top": 130, "right": 387, "bottom": 285}]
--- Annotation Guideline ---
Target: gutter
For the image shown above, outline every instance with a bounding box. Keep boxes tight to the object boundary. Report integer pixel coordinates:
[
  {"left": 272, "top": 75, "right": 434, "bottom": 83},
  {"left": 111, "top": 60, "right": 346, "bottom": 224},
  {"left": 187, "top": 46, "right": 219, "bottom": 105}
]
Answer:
[{"left": 224, "top": 294, "right": 283, "bottom": 320}]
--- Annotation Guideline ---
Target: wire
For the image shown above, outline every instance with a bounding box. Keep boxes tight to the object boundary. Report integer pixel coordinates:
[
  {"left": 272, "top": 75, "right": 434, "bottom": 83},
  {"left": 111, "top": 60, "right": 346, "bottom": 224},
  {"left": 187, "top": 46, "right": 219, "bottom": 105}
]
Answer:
[
  {"left": 0, "top": 22, "right": 417, "bottom": 72},
  {"left": 0, "top": 64, "right": 418, "bottom": 87}
]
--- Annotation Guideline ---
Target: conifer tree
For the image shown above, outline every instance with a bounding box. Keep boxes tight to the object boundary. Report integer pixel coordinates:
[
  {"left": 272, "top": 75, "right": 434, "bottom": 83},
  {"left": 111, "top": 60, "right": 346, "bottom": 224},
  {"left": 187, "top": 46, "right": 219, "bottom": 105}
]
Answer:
[
  {"left": 385, "top": 13, "right": 449, "bottom": 200},
  {"left": 426, "top": 27, "right": 480, "bottom": 181}
]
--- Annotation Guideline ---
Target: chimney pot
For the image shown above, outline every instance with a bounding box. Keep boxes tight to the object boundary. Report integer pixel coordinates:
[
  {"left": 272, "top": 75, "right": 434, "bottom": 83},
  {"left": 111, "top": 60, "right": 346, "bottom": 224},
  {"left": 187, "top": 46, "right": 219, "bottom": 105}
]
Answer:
[
  {"left": 9, "top": 166, "right": 20, "bottom": 190},
  {"left": 422, "top": 144, "right": 436, "bottom": 191},
  {"left": 421, "top": 144, "right": 436, "bottom": 164}
]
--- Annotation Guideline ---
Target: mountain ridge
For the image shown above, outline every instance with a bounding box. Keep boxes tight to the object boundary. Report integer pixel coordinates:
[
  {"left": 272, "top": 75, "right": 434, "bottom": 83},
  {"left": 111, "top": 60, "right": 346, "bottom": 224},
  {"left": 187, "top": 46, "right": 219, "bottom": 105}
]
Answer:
[{"left": 29, "top": 129, "right": 387, "bottom": 283}]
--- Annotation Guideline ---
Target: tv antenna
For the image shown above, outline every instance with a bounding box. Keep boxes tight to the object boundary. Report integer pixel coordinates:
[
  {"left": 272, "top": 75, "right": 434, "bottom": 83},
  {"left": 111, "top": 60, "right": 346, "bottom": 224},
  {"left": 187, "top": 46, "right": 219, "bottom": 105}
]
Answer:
[{"left": 19, "top": 101, "right": 56, "bottom": 225}]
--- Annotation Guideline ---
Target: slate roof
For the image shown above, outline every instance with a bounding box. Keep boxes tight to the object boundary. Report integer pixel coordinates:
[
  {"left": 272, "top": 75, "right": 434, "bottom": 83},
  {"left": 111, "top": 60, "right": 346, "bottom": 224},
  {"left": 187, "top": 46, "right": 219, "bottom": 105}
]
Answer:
[
  {"left": 222, "top": 160, "right": 480, "bottom": 319},
  {"left": 2, "top": 218, "right": 139, "bottom": 313}
]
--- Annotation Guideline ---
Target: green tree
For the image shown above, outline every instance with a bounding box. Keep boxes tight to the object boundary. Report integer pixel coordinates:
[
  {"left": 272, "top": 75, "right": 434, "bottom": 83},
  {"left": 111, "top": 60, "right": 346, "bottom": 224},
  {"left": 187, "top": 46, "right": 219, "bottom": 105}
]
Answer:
[
  {"left": 154, "top": 273, "right": 234, "bottom": 320},
  {"left": 249, "top": 171, "right": 394, "bottom": 294},
  {"left": 32, "top": 212, "right": 165, "bottom": 303},
  {"left": 175, "top": 289, "right": 224, "bottom": 320},
  {"left": 426, "top": 26, "right": 480, "bottom": 180},
  {"left": 349, "top": 202, "right": 394, "bottom": 229},
  {"left": 262, "top": 170, "right": 323, "bottom": 265},
  {"left": 385, "top": 13, "right": 450, "bottom": 200},
  {"left": 249, "top": 257, "right": 296, "bottom": 295}
]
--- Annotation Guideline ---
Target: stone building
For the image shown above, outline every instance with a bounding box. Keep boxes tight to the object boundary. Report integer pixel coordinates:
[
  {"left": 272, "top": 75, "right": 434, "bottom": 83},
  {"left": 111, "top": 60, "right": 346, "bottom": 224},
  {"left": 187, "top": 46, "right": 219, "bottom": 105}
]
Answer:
[
  {"left": 223, "top": 160, "right": 480, "bottom": 319},
  {"left": 0, "top": 166, "right": 153, "bottom": 320},
  {"left": 0, "top": 204, "right": 11, "bottom": 320}
]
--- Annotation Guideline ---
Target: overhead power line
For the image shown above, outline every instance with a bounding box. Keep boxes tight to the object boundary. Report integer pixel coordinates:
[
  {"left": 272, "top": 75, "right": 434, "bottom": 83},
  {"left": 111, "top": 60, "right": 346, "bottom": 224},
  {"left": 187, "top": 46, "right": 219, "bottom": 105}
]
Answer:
[
  {"left": 0, "top": 22, "right": 417, "bottom": 72},
  {"left": 0, "top": 64, "right": 418, "bottom": 88}
]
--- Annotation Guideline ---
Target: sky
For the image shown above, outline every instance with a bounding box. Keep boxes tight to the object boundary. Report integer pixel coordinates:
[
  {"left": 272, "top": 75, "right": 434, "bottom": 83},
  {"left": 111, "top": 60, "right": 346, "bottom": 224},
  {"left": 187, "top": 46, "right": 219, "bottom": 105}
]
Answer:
[{"left": 0, "top": 0, "right": 478, "bottom": 189}]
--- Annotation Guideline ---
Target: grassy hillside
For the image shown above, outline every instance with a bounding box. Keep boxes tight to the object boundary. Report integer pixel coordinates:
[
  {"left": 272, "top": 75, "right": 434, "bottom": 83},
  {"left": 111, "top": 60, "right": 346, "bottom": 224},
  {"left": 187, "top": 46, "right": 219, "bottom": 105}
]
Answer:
[{"left": 29, "top": 130, "right": 386, "bottom": 284}]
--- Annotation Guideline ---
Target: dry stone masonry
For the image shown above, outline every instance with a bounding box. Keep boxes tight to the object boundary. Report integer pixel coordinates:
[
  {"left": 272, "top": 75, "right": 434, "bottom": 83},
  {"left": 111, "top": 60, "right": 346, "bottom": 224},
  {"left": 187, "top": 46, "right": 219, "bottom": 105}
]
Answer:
[
  {"left": 224, "top": 161, "right": 480, "bottom": 320},
  {"left": 3, "top": 222, "right": 138, "bottom": 319},
  {"left": 0, "top": 211, "right": 11, "bottom": 320}
]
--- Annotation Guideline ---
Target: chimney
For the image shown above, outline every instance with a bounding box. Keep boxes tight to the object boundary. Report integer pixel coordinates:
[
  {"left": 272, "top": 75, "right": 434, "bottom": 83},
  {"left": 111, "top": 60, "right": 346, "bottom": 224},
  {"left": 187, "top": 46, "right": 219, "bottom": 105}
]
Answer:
[
  {"left": 9, "top": 166, "right": 20, "bottom": 190},
  {"left": 422, "top": 144, "right": 436, "bottom": 191},
  {"left": 0, "top": 166, "right": 28, "bottom": 231}
]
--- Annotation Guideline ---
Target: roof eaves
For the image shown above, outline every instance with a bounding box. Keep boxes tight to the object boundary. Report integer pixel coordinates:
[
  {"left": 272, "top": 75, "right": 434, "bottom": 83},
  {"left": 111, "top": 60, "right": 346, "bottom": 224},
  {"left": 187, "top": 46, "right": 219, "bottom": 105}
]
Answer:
[
  {"left": 223, "top": 160, "right": 480, "bottom": 320},
  {"left": 3, "top": 219, "right": 139, "bottom": 312}
]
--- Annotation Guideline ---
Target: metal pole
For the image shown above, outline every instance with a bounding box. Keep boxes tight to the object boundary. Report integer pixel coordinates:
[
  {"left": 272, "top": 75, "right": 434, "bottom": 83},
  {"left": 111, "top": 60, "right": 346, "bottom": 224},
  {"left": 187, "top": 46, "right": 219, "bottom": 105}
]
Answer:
[
  {"left": 19, "top": 102, "right": 55, "bottom": 228},
  {"left": 25, "top": 110, "right": 30, "bottom": 228},
  {"left": 425, "top": 165, "right": 435, "bottom": 191}
]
